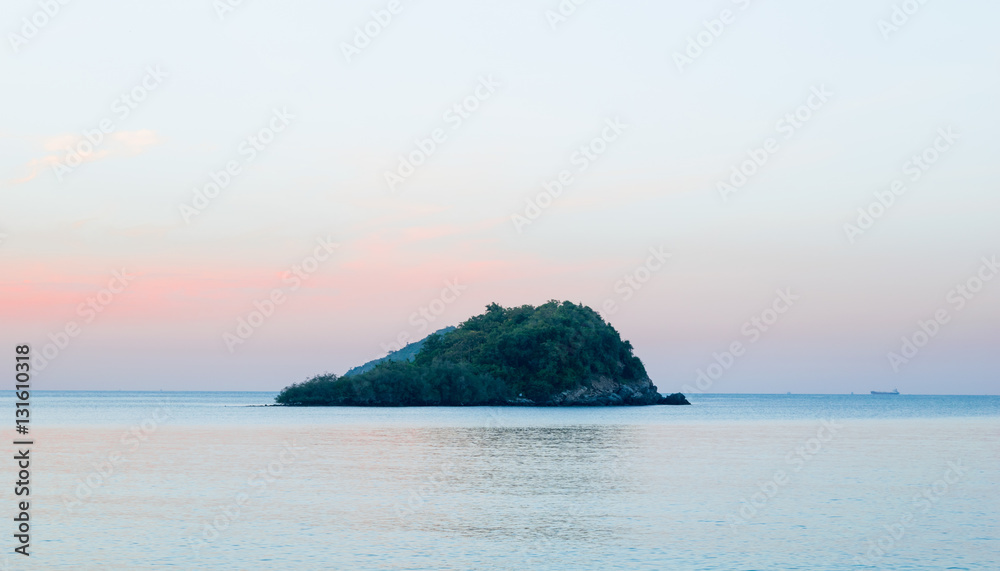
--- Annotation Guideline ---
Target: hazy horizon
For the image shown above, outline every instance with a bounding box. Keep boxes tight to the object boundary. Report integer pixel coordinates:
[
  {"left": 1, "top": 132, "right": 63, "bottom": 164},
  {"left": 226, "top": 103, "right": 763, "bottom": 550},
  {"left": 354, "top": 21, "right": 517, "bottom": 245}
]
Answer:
[{"left": 10, "top": 390, "right": 995, "bottom": 396}]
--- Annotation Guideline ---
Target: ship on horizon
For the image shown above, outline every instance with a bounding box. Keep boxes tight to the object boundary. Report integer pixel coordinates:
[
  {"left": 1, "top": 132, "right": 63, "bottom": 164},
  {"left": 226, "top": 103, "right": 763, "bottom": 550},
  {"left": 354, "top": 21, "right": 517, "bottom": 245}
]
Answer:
[{"left": 871, "top": 389, "right": 900, "bottom": 395}]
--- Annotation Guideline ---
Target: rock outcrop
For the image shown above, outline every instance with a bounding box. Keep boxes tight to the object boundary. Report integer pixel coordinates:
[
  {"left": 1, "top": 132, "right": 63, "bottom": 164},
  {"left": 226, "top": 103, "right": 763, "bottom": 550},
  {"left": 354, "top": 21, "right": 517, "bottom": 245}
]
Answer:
[{"left": 546, "top": 376, "right": 690, "bottom": 406}]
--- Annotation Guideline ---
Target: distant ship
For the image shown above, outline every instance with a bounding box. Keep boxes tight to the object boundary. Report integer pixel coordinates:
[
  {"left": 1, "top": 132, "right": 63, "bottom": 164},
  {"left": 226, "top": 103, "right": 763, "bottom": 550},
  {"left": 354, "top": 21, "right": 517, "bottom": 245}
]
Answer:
[{"left": 871, "top": 389, "right": 900, "bottom": 395}]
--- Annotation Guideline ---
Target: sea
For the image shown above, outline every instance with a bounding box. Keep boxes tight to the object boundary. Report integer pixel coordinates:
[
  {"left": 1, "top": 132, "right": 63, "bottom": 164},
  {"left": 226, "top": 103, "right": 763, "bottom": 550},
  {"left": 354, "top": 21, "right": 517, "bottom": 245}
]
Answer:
[{"left": 3, "top": 392, "right": 998, "bottom": 570}]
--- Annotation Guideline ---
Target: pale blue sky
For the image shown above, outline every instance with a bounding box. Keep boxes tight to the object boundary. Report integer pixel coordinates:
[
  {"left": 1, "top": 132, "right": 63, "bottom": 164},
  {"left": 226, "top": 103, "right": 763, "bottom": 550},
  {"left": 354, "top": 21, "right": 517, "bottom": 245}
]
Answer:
[{"left": 2, "top": 0, "right": 998, "bottom": 393}]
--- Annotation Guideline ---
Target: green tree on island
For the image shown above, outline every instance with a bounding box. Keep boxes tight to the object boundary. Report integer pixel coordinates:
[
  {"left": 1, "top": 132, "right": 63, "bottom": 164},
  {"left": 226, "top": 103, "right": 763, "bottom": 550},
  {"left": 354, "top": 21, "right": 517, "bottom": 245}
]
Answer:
[{"left": 275, "top": 300, "right": 688, "bottom": 406}]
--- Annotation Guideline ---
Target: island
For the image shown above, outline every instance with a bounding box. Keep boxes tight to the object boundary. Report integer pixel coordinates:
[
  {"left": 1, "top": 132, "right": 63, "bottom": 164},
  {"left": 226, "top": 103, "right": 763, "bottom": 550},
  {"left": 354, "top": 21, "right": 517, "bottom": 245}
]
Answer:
[{"left": 275, "top": 300, "right": 690, "bottom": 406}]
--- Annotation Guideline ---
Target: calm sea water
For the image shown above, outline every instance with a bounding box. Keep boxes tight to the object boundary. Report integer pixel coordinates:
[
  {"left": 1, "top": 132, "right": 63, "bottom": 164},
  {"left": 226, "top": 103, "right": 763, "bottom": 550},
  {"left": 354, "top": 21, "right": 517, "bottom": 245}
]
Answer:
[{"left": 3, "top": 392, "right": 998, "bottom": 570}]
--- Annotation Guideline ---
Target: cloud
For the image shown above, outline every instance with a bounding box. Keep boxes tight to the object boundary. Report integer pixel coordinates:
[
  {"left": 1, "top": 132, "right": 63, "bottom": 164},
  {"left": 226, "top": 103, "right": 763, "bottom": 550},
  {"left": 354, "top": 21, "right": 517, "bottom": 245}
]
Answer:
[
  {"left": 8, "top": 155, "right": 63, "bottom": 185},
  {"left": 8, "top": 129, "right": 162, "bottom": 185},
  {"left": 110, "top": 129, "right": 161, "bottom": 150}
]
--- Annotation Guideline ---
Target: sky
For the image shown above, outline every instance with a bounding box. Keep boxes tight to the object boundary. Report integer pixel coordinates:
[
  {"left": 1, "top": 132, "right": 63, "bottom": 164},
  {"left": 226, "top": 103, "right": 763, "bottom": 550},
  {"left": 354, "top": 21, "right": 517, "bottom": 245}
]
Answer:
[{"left": 1, "top": 0, "right": 998, "bottom": 394}]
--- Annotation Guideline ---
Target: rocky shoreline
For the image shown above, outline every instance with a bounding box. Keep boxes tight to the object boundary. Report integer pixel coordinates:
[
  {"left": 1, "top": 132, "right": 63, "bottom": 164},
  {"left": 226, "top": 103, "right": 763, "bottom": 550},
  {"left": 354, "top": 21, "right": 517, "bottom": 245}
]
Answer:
[
  {"left": 277, "top": 376, "right": 690, "bottom": 407},
  {"left": 540, "top": 376, "right": 689, "bottom": 406}
]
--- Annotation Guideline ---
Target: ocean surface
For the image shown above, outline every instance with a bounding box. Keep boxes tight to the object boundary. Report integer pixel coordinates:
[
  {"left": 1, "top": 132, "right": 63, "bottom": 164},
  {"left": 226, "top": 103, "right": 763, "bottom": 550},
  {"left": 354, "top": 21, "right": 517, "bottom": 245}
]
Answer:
[{"left": 3, "top": 392, "right": 998, "bottom": 570}]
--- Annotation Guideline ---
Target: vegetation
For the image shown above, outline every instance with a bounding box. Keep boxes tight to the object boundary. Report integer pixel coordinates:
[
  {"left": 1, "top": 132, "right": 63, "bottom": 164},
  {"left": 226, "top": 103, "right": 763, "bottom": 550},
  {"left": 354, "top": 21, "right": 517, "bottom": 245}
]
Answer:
[
  {"left": 276, "top": 361, "right": 507, "bottom": 406},
  {"left": 343, "top": 326, "right": 455, "bottom": 377},
  {"left": 276, "top": 300, "right": 674, "bottom": 406}
]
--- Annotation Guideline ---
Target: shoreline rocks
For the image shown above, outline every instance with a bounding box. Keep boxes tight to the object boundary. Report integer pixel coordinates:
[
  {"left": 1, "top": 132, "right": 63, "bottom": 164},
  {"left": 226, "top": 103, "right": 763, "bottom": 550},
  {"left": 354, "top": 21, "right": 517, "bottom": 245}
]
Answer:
[{"left": 543, "top": 376, "right": 690, "bottom": 406}]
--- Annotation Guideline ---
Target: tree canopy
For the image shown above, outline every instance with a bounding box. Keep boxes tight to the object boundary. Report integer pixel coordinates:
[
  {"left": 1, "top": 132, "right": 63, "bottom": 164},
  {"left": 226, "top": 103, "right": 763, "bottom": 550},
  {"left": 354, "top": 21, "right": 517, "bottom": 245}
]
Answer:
[{"left": 275, "top": 300, "right": 656, "bottom": 406}]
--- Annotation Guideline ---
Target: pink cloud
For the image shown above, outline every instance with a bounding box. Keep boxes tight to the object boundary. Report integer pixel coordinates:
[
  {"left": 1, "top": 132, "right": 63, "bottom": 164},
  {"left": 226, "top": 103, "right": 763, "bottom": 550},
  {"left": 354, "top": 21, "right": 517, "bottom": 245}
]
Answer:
[{"left": 8, "top": 129, "right": 162, "bottom": 185}]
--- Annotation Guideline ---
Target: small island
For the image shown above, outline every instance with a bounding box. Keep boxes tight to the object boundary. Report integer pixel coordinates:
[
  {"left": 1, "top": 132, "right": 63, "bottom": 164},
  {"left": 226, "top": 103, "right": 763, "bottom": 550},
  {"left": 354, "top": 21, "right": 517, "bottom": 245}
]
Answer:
[{"left": 276, "top": 300, "right": 689, "bottom": 406}]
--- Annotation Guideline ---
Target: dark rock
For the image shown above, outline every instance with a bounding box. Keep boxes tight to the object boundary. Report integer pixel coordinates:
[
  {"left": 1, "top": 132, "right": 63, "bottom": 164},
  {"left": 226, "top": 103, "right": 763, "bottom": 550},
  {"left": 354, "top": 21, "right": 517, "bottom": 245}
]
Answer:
[
  {"left": 658, "top": 392, "right": 691, "bottom": 405},
  {"left": 542, "top": 377, "right": 686, "bottom": 406}
]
